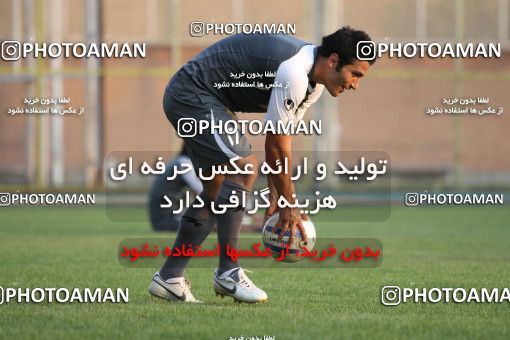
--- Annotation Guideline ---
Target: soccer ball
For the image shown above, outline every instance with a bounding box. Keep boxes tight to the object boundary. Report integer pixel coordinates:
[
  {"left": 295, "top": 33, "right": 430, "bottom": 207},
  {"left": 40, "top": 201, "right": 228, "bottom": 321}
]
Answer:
[{"left": 262, "top": 213, "right": 316, "bottom": 263}]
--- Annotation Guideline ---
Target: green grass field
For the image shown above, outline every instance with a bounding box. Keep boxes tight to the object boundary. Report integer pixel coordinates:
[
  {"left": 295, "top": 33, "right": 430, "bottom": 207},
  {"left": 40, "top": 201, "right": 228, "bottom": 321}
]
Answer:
[{"left": 0, "top": 206, "right": 509, "bottom": 339}]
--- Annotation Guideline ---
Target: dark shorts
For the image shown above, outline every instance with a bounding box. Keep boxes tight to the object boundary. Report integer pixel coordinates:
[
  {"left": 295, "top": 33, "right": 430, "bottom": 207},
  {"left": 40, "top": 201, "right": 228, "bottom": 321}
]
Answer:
[{"left": 163, "top": 75, "right": 252, "bottom": 172}]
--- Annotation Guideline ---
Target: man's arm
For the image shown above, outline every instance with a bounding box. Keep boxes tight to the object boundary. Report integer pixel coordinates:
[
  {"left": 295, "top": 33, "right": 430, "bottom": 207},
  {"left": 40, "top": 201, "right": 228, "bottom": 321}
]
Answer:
[
  {"left": 265, "top": 133, "right": 307, "bottom": 245},
  {"left": 262, "top": 46, "right": 314, "bottom": 243},
  {"left": 265, "top": 134, "right": 295, "bottom": 203}
]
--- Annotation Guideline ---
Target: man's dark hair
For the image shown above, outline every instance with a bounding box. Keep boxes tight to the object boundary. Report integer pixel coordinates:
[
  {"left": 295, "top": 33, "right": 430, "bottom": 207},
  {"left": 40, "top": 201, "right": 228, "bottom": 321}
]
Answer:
[{"left": 317, "top": 26, "right": 376, "bottom": 70}]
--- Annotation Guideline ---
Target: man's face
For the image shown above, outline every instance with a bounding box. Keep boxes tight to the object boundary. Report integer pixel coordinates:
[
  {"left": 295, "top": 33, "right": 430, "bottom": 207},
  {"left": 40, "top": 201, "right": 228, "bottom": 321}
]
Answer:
[{"left": 323, "top": 57, "right": 370, "bottom": 97}]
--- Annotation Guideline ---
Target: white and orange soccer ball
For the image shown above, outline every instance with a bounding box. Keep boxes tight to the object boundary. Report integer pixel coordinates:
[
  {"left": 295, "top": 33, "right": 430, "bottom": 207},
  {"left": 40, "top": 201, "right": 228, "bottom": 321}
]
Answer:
[{"left": 262, "top": 213, "right": 317, "bottom": 263}]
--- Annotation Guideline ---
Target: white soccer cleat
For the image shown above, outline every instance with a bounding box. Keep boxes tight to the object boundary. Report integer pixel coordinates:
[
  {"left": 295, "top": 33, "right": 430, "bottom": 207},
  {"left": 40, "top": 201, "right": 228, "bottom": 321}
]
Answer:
[
  {"left": 148, "top": 272, "right": 201, "bottom": 303},
  {"left": 213, "top": 267, "right": 268, "bottom": 303}
]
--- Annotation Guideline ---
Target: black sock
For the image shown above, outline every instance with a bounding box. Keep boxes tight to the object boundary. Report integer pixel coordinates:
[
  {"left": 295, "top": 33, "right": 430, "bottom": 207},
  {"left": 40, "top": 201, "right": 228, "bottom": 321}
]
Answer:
[
  {"left": 159, "top": 193, "right": 216, "bottom": 280},
  {"left": 214, "top": 180, "right": 250, "bottom": 275}
]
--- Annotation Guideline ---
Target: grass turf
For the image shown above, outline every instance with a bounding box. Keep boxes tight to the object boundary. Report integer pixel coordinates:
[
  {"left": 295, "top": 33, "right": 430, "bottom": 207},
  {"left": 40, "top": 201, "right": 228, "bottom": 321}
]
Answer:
[{"left": 0, "top": 206, "right": 509, "bottom": 339}]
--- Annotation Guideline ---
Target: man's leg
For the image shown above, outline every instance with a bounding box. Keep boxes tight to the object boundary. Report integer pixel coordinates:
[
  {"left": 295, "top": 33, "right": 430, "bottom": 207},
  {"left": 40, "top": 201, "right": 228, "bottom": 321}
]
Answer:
[
  {"left": 212, "top": 154, "right": 268, "bottom": 303},
  {"left": 214, "top": 154, "right": 259, "bottom": 274},
  {"left": 155, "top": 90, "right": 265, "bottom": 302},
  {"left": 160, "top": 151, "right": 257, "bottom": 278},
  {"left": 159, "top": 174, "right": 224, "bottom": 280},
  {"left": 148, "top": 169, "right": 223, "bottom": 302}
]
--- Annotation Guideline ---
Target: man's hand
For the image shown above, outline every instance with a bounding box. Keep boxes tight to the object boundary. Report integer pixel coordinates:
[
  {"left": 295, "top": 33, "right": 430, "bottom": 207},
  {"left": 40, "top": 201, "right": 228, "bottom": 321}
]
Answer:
[{"left": 273, "top": 207, "right": 308, "bottom": 248}]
